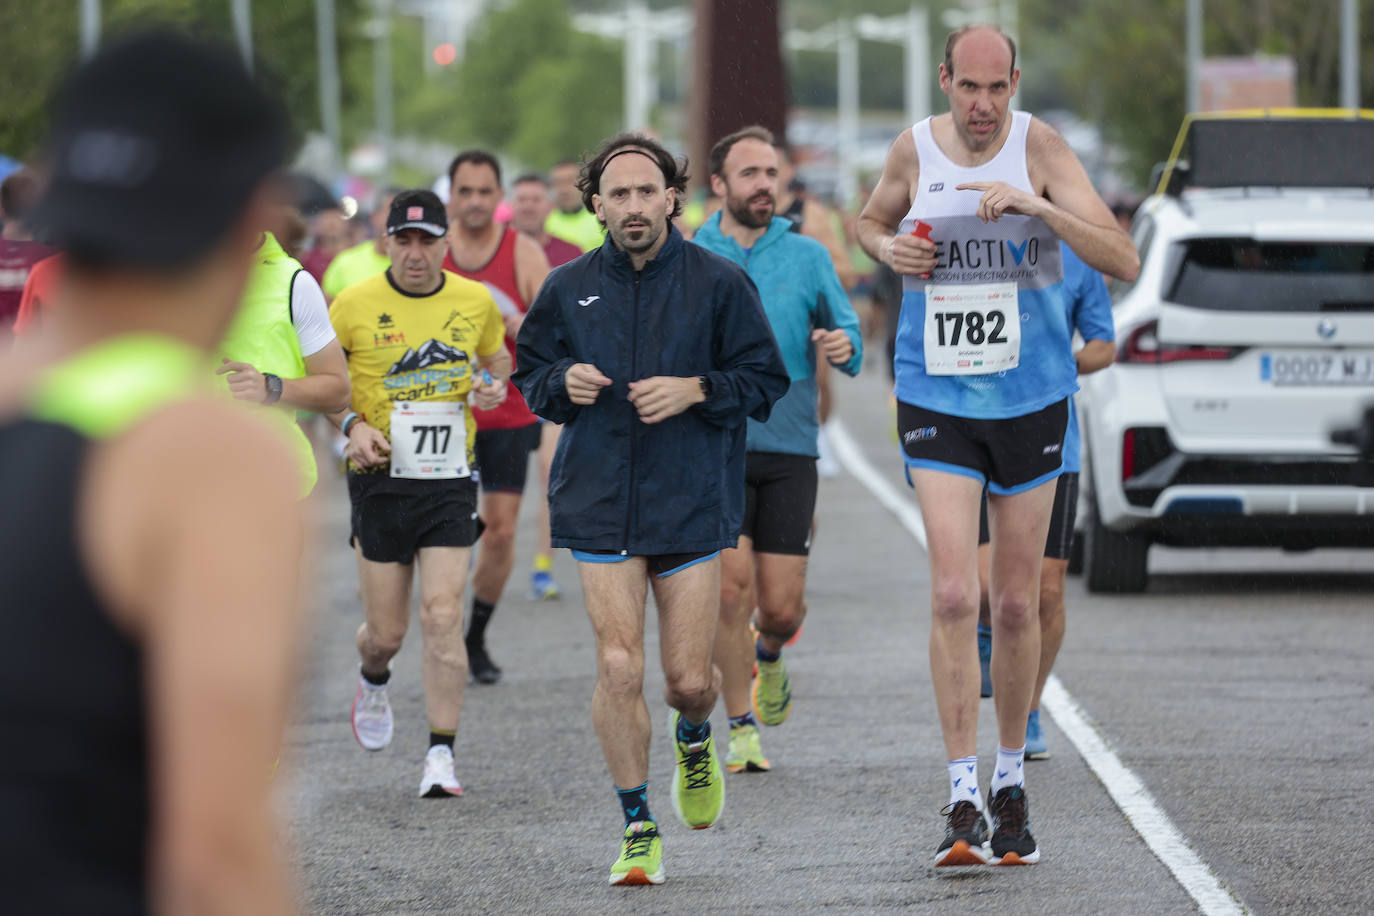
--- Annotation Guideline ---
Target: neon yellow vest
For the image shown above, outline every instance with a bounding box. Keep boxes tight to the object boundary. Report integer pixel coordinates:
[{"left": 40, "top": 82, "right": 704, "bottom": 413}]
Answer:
[
  {"left": 31, "top": 334, "right": 205, "bottom": 438},
  {"left": 219, "top": 233, "right": 317, "bottom": 496}
]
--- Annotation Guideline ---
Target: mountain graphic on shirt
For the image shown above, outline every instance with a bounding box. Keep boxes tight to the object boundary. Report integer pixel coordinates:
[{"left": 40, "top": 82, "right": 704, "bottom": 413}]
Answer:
[{"left": 388, "top": 339, "right": 468, "bottom": 375}]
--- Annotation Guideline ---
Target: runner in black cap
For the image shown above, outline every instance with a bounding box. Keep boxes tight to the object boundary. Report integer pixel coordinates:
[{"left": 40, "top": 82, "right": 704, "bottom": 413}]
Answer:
[
  {"left": 0, "top": 28, "right": 300, "bottom": 914},
  {"left": 328, "top": 188, "right": 513, "bottom": 798}
]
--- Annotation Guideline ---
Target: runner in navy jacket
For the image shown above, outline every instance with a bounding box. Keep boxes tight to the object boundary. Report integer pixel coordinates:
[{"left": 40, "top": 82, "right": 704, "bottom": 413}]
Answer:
[
  {"left": 512, "top": 133, "right": 788, "bottom": 885},
  {"left": 514, "top": 223, "right": 787, "bottom": 556}
]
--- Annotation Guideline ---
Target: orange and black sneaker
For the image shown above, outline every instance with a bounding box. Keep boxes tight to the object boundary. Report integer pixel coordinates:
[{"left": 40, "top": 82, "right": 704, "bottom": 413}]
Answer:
[
  {"left": 988, "top": 785, "right": 1040, "bottom": 865},
  {"left": 934, "top": 799, "right": 990, "bottom": 866}
]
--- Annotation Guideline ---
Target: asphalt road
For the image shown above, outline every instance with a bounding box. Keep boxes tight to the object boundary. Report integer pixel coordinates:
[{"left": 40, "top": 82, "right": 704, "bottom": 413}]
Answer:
[{"left": 283, "top": 361, "right": 1374, "bottom": 914}]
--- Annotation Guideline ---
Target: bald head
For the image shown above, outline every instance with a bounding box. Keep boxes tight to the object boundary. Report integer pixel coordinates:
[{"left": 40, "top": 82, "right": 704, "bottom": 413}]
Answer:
[{"left": 944, "top": 25, "right": 1016, "bottom": 79}]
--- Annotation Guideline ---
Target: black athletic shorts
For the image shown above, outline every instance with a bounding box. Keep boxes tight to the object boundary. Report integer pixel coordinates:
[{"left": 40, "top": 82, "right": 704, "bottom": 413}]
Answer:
[
  {"left": 741, "top": 452, "right": 818, "bottom": 556},
  {"left": 898, "top": 398, "right": 1069, "bottom": 495},
  {"left": 474, "top": 421, "right": 542, "bottom": 494},
  {"left": 571, "top": 549, "right": 720, "bottom": 578},
  {"left": 978, "top": 472, "right": 1079, "bottom": 560},
  {"left": 348, "top": 471, "right": 480, "bottom": 564}
]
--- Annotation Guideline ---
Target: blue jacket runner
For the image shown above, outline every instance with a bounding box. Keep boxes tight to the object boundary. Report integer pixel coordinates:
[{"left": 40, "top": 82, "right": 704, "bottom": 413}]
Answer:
[
  {"left": 513, "top": 225, "right": 789, "bottom": 555},
  {"left": 692, "top": 213, "right": 863, "bottom": 457}
]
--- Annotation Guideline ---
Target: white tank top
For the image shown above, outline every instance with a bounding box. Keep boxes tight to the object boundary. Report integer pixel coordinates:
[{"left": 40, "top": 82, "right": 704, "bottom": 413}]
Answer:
[
  {"left": 893, "top": 111, "right": 1074, "bottom": 419},
  {"left": 910, "top": 110, "right": 1034, "bottom": 218}
]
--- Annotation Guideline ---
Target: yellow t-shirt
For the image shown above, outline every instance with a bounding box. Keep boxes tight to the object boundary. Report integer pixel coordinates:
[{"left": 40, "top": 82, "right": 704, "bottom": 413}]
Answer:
[{"left": 330, "top": 270, "right": 505, "bottom": 469}]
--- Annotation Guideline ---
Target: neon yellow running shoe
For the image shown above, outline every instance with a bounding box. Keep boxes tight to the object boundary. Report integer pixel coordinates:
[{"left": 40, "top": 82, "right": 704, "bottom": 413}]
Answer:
[
  {"left": 668, "top": 710, "right": 725, "bottom": 829},
  {"left": 752, "top": 657, "right": 792, "bottom": 726},
  {"left": 725, "top": 723, "right": 771, "bottom": 773},
  {"left": 608, "top": 820, "right": 664, "bottom": 886}
]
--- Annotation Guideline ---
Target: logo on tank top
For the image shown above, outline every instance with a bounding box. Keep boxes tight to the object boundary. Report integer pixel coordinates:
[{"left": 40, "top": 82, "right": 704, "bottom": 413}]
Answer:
[{"left": 928, "top": 182, "right": 945, "bottom": 192}]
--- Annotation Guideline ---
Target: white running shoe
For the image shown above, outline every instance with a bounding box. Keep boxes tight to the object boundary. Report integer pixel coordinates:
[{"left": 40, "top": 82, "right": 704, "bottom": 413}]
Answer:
[
  {"left": 419, "top": 745, "right": 464, "bottom": 798},
  {"left": 350, "top": 674, "right": 394, "bottom": 751}
]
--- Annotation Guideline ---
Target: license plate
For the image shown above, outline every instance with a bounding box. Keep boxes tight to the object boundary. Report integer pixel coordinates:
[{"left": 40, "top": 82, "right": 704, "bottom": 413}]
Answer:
[{"left": 1260, "top": 352, "right": 1374, "bottom": 386}]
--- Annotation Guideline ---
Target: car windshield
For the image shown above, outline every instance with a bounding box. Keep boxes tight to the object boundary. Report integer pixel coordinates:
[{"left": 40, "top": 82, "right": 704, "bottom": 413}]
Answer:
[{"left": 1167, "top": 238, "right": 1374, "bottom": 312}]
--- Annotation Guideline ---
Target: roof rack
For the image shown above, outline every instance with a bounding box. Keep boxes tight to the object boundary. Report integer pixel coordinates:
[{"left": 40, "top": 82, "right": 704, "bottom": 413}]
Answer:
[{"left": 1152, "top": 109, "right": 1374, "bottom": 197}]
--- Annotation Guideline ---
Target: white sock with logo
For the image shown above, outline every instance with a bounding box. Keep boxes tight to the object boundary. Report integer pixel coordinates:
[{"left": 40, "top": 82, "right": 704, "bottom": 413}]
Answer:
[
  {"left": 990, "top": 745, "right": 1025, "bottom": 794},
  {"left": 946, "top": 755, "right": 981, "bottom": 810}
]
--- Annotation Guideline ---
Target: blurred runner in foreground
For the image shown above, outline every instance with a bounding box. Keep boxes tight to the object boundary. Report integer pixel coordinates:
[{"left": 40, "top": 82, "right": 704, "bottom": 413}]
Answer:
[{"left": 0, "top": 29, "right": 301, "bottom": 914}]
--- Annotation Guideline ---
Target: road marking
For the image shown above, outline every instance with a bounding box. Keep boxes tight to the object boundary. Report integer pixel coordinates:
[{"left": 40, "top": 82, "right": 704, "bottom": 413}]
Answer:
[
  {"left": 824, "top": 420, "right": 926, "bottom": 551},
  {"left": 827, "top": 417, "right": 1246, "bottom": 916}
]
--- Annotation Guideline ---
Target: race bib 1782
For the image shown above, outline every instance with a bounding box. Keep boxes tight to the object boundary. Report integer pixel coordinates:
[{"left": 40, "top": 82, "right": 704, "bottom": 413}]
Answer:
[{"left": 923, "top": 281, "right": 1021, "bottom": 375}]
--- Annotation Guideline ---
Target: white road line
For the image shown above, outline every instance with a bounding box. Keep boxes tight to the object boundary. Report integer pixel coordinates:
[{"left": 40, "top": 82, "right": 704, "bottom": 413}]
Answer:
[
  {"left": 824, "top": 419, "right": 927, "bottom": 551},
  {"left": 827, "top": 417, "right": 1246, "bottom": 916}
]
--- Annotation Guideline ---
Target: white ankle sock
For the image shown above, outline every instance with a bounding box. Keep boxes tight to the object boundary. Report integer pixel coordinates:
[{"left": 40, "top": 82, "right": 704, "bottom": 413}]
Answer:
[
  {"left": 947, "top": 755, "right": 981, "bottom": 809},
  {"left": 990, "top": 745, "right": 1025, "bottom": 794}
]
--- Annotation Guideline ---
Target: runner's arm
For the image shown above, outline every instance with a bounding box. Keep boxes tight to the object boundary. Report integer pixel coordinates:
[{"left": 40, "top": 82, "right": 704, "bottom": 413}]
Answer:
[
  {"left": 856, "top": 130, "right": 936, "bottom": 277},
  {"left": 1076, "top": 338, "right": 1116, "bottom": 374},
  {"left": 477, "top": 345, "right": 512, "bottom": 381},
  {"left": 1027, "top": 120, "right": 1139, "bottom": 282},
  {"left": 1070, "top": 249, "right": 1116, "bottom": 375},
  {"left": 693, "top": 273, "right": 790, "bottom": 428},
  {"left": 280, "top": 341, "right": 351, "bottom": 413},
  {"left": 513, "top": 233, "right": 552, "bottom": 321},
  {"left": 513, "top": 283, "right": 581, "bottom": 424},
  {"left": 812, "top": 247, "right": 864, "bottom": 376}
]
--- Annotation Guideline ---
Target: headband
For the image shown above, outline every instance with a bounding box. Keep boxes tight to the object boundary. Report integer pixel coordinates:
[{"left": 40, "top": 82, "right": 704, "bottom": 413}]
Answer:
[{"left": 602, "top": 146, "right": 665, "bottom": 176}]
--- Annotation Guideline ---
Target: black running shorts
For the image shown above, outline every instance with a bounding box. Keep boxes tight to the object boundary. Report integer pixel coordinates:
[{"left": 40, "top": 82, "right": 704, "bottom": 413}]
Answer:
[
  {"left": 348, "top": 471, "right": 480, "bottom": 564},
  {"left": 897, "top": 398, "right": 1069, "bottom": 495},
  {"left": 978, "top": 472, "right": 1079, "bottom": 560},
  {"left": 474, "top": 421, "right": 542, "bottom": 494},
  {"left": 571, "top": 549, "right": 719, "bottom": 578},
  {"left": 741, "top": 451, "right": 818, "bottom": 556}
]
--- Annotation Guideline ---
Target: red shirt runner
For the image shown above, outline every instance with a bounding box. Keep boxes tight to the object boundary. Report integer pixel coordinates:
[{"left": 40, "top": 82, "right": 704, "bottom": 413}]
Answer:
[
  {"left": 543, "top": 234, "right": 582, "bottom": 269},
  {"left": 0, "top": 239, "right": 56, "bottom": 330},
  {"left": 443, "top": 225, "right": 539, "bottom": 430}
]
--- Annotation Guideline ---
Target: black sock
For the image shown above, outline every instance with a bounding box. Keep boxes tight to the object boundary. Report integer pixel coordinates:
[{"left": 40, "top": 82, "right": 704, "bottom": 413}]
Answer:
[
  {"left": 361, "top": 667, "right": 390, "bottom": 686},
  {"left": 467, "top": 597, "right": 496, "bottom": 646},
  {"left": 675, "top": 714, "right": 710, "bottom": 744},
  {"left": 429, "top": 728, "right": 455, "bottom": 750},
  {"left": 616, "top": 781, "right": 651, "bottom": 825}
]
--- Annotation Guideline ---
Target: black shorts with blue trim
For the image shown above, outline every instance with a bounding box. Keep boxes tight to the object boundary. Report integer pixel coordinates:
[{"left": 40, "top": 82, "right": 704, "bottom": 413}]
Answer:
[
  {"left": 571, "top": 549, "right": 720, "bottom": 578},
  {"left": 897, "top": 398, "right": 1069, "bottom": 495}
]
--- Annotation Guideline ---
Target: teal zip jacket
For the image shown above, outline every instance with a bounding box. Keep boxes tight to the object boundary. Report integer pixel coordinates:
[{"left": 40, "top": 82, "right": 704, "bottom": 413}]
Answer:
[{"left": 692, "top": 212, "right": 862, "bottom": 457}]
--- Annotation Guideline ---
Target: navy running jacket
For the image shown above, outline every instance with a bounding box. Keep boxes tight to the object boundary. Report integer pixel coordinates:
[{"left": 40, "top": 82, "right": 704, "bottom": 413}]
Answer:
[{"left": 513, "top": 225, "right": 789, "bottom": 555}]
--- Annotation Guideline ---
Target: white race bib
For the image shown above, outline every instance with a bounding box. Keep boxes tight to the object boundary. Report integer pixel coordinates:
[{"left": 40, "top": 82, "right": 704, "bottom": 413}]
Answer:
[
  {"left": 923, "top": 281, "right": 1021, "bottom": 375},
  {"left": 389, "top": 401, "right": 469, "bottom": 479}
]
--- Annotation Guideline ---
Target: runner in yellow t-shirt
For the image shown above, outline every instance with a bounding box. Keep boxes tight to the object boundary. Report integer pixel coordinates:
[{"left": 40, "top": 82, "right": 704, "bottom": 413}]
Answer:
[{"left": 328, "top": 189, "right": 510, "bottom": 799}]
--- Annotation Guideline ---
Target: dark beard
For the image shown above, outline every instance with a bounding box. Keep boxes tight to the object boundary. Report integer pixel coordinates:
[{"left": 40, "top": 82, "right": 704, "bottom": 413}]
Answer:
[{"left": 727, "top": 194, "right": 774, "bottom": 229}]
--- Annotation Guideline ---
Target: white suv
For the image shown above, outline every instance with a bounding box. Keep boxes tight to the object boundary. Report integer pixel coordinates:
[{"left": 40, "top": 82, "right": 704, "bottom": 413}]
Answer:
[{"left": 1078, "top": 112, "right": 1374, "bottom": 592}]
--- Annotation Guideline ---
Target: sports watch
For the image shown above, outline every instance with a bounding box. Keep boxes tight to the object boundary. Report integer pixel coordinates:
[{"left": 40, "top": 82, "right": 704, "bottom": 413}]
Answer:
[
  {"left": 698, "top": 375, "right": 713, "bottom": 399},
  {"left": 263, "top": 373, "right": 284, "bottom": 405}
]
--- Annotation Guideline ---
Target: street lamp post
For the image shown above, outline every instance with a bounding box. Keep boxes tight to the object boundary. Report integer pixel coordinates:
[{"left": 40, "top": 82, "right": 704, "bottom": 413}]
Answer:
[
  {"left": 231, "top": 0, "right": 253, "bottom": 72},
  {"left": 79, "top": 0, "right": 99, "bottom": 57},
  {"left": 1341, "top": 0, "right": 1359, "bottom": 110},
  {"left": 315, "top": 0, "right": 343, "bottom": 184}
]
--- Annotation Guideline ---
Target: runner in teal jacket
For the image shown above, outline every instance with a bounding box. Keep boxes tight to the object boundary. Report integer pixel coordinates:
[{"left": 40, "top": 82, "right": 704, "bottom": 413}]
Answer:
[{"left": 692, "top": 212, "right": 863, "bottom": 457}]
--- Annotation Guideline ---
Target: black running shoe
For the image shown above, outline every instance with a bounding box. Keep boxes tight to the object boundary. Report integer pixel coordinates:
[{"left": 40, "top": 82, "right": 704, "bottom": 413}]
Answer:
[
  {"left": 467, "top": 642, "right": 502, "bottom": 685},
  {"left": 934, "top": 799, "right": 990, "bottom": 866},
  {"left": 988, "top": 785, "right": 1040, "bottom": 864}
]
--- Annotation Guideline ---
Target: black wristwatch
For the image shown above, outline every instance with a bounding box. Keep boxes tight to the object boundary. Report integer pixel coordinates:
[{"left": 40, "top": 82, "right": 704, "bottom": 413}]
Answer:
[
  {"left": 698, "top": 375, "right": 713, "bottom": 399},
  {"left": 263, "top": 373, "right": 284, "bottom": 405}
]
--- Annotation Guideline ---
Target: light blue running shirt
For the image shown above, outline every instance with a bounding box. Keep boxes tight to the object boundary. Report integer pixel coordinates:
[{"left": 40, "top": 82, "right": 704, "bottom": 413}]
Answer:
[{"left": 894, "top": 111, "right": 1078, "bottom": 419}]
